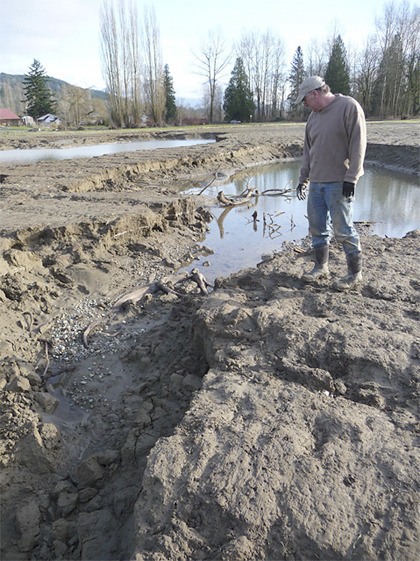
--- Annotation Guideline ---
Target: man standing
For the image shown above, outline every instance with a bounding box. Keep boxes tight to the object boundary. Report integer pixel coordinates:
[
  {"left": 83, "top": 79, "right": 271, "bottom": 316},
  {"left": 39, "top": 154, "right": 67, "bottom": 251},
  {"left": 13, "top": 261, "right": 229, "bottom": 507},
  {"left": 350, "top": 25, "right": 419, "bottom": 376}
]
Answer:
[{"left": 295, "top": 76, "right": 367, "bottom": 291}]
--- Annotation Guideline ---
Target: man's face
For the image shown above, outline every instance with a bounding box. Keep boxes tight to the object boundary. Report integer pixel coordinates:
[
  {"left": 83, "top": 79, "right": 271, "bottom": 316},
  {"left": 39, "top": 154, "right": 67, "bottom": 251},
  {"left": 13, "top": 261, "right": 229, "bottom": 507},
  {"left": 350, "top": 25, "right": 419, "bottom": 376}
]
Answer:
[{"left": 303, "top": 90, "right": 322, "bottom": 111}]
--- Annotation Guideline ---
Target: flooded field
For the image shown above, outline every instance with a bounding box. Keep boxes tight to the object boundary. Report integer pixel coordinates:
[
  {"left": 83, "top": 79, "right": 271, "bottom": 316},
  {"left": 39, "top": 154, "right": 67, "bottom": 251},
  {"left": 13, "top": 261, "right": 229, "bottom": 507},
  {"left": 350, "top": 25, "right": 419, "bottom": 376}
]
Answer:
[{"left": 187, "top": 161, "right": 420, "bottom": 280}]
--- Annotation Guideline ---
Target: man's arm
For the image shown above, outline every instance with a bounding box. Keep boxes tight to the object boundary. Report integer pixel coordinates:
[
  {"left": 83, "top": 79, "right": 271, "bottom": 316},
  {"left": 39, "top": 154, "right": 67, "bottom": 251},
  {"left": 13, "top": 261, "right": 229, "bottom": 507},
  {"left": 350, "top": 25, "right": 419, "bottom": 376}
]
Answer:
[{"left": 344, "top": 100, "right": 367, "bottom": 184}]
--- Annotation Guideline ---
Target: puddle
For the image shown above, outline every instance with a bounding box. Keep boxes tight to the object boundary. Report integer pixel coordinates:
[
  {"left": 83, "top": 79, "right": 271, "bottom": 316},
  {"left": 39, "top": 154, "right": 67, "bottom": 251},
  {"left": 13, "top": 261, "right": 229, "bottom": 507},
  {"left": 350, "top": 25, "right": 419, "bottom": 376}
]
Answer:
[
  {"left": 185, "top": 161, "right": 420, "bottom": 282},
  {"left": 0, "top": 137, "right": 215, "bottom": 164}
]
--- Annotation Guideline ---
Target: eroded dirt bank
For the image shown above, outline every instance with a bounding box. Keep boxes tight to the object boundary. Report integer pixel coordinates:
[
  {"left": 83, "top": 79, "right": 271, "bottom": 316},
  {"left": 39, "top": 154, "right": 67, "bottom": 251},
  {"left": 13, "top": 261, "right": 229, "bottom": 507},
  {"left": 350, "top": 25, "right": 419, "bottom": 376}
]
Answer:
[{"left": 0, "top": 122, "right": 419, "bottom": 561}]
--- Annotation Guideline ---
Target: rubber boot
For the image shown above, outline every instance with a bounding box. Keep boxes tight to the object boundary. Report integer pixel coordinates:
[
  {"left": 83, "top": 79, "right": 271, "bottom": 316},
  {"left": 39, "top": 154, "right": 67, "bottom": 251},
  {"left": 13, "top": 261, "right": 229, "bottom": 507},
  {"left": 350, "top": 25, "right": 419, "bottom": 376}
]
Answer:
[
  {"left": 333, "top": 252, "right": 363, "bottom": 291},
  {"left": 301, "top": 245, "right": 329, "bottom": 283}
]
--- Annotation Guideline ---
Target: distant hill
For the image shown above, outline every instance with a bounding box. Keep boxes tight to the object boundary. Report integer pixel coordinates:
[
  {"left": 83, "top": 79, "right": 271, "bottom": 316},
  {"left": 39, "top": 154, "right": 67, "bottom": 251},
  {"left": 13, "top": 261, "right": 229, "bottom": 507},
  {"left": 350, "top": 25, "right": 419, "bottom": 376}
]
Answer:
[{"left": 0, "top": 72, "right": 107, "bottom": 115}]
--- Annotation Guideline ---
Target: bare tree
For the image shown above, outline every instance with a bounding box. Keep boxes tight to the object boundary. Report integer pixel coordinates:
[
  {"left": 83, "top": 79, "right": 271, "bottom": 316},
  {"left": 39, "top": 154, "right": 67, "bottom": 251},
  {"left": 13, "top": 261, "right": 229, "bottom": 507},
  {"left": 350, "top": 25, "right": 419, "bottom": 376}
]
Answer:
[
  {"left": 142, "top": 5, "right": 165, "bottom": 126},
  {"left": 306, "top": 38, "right": 328, "bottom": 77},
  {"left": 266, "top": 34, "right": 287, "bottom": 120},
  {"left": 100, "top": 0, "right": 141, "bottom": 127},
  {"left": 101, "top": 0, "right": 122, "bottom": 126},
  {"left": 351, "top": 35, "right": 380, "bottom": 116},
  {"left": 374, "top": 0, "right": 419, "bottom": 117},
  {"left": 405, "top": 20, "right": 420, "bottom": 115},
  {"left": 194, "top": 29, "right": 231, "bottom": 123},
  {"left": 237, "top": 30, "right": 287, "bottom": 121},
  {"left": 59, "top": 85, "right": 93, "bottom": 126}
]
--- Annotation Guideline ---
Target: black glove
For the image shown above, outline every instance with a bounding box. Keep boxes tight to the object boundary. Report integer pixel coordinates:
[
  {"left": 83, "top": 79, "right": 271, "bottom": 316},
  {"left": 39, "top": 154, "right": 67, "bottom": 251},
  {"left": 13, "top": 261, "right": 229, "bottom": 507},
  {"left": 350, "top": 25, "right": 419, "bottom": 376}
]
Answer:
[
  {"left": 342, "top": 181, "right": 355, "bottom": 197},
  {"left": 297, "top": 183, "right": 307, "bottom": 200}
]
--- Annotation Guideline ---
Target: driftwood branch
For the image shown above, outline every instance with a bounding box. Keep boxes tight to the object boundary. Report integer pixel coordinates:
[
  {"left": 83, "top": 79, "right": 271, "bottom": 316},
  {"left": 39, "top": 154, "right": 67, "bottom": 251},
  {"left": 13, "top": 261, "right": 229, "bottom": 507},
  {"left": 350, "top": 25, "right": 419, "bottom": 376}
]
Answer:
[
  {"left": 260, "top": 188, "right": 292, "bottom": 196},
  {"left": 261, "top": 179, "right": 293, "bottom": 197},
  {"left": 111, "top": 282, "right": 161, "bottom": 310},
  {"left": 82, "top": 269, "right": 212, "bottom": 347},
  {"left": 217, "top": 188, "right": 258, "bottom": 207},
  {"left": 190, "top": 268, "right": 213, "bottom": 295},
  {"left": 82, "top": 318, "right": 108, "bottom": 348},
  {"left": 198, "top": 165, "right": 222, "bottom": 195},
  {"left": 237, "top": 177, "right": 254, "bottom": 196}
]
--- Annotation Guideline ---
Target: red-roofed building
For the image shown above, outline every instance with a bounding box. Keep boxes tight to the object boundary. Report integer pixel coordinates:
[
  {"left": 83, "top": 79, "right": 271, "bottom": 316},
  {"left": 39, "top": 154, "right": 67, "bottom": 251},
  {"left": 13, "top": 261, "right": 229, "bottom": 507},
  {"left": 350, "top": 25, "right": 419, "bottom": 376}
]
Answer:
[{"left": 0, "top": 108, "right": 21, "bottom": 126}]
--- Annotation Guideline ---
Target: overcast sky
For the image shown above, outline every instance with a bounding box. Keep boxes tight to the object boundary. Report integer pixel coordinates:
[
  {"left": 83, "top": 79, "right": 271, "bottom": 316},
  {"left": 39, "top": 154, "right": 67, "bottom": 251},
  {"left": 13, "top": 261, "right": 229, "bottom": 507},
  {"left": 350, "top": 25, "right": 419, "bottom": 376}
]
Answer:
[{"left": 1, "top": 0, "right": 397, "bottom": 100}]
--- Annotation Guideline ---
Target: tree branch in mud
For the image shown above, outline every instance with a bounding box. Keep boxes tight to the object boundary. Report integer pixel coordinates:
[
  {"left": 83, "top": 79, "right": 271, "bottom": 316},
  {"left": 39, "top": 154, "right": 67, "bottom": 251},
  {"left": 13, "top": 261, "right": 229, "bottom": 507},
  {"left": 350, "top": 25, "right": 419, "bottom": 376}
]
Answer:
[
  {"left": 82, "top": 269, "right": 212, "bottom": 347},
  {"left": 198, "top": 165, "right": 222, "bottom": 195},
  {"left": 189, "top": 267, "right": 212, "bottom": 296}
]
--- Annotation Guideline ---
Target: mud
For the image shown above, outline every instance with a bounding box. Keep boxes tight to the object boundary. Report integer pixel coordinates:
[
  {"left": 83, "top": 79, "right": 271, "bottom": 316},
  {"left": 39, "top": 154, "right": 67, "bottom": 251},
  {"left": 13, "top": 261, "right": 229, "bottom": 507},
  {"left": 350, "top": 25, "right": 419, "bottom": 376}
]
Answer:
[{"left": 0, "top": 121, "right": 419, "bottom": 561}]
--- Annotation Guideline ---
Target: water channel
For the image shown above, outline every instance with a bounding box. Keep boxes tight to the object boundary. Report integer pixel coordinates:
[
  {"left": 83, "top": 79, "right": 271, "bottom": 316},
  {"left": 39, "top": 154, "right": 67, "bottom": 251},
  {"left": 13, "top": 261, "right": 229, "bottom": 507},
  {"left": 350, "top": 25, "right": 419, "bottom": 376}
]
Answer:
[
  {"left": 185, "top": 161, "right": 420, "bottom": 281},
  {"left": 0, "top": 137, "right": 214, "bottom": 164},
  {"left": 1, "top": 139, "right": 417, "bottom": 282}
]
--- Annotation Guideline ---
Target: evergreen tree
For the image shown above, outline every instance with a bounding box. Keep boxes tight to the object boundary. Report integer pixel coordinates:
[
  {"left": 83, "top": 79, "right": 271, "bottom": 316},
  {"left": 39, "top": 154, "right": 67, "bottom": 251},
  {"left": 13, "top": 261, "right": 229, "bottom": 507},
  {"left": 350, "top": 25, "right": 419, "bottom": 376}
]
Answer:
[
  {"left": 223, "top": 57, "right": 255, "bottom": 122},
  {"left": 325, "top": 35, "right": 350, "bottom": 94},
  {"left": 22, "top": 59, "right": 56, "bottom": 119},
  {"left": 163, "top": 64, "right": 177, "bottom": 123},
  {"left": 288, "top": 46, "right": 305, "bottom": 105}
]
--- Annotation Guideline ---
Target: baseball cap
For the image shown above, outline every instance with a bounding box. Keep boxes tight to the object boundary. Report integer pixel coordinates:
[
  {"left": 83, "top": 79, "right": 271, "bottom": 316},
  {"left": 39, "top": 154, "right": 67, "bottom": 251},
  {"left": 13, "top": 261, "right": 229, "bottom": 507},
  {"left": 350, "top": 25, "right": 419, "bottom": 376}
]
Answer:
[{"left": 295, "top": 76, "right": 325, "bottom": 104}]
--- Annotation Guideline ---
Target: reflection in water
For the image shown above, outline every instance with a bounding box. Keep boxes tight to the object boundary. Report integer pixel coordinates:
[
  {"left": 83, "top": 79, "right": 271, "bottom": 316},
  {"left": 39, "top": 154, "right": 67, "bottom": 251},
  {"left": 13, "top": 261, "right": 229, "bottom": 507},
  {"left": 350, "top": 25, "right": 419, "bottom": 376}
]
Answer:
[
  {"left": 356, "top": 167, "right": 420, "bottom": 237},
  {"left": 216, "top": 206, "right": 234, "bottom": 238},
  {"left": 186, "top": 161, "right": 419, "bottom": 281}
]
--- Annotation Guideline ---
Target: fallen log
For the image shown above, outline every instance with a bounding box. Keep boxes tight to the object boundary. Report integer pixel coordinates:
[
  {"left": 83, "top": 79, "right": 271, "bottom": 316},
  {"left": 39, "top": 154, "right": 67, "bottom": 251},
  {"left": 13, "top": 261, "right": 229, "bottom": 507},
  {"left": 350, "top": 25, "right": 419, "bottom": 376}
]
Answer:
[{"left": 217, "top": 188, "right": 258, "bottom": 207}]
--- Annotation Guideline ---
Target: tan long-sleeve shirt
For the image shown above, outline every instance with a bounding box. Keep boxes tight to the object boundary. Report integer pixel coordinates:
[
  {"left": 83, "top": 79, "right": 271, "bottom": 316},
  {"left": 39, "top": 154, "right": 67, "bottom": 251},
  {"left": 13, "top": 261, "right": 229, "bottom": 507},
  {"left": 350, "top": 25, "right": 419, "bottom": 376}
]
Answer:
[{"left": 298, "top": 94, "right": 367, "bottom": 185}]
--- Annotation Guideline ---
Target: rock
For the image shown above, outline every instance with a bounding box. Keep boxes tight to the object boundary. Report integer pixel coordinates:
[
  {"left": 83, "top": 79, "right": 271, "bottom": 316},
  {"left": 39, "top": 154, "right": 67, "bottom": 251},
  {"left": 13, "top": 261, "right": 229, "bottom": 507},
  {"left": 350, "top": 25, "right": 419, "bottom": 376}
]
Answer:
[
  {"left": 96, "top": 449, "right": 120, "bottom": 466},
  {"left": 26, "top": 370, "right": 42, "bottom": 386},
  {"left": 221, "top": 535, "right": 257, "bottom": 561},
  {"left": 16, "top": 500, "right": 40, "bottom": 552},
  {"left": 7, "top": 375, "right": 31, "bottom": 392},
  {"left": 52, "top": 518, "right": 70, "bottom": 541},
  {"left": 39, "top": 422, "right": 61, "bottom": 449},
  {"left": 182, "top": 373, "right": 202, "bottom": 391},
  {"left": 15, "top": 424, "right": 52, "bottom": 474},
  {"left": 0, "top": 338, "right": 13, "bottom": 357},
  {"left": 134, "top": 432, "right": 158, "bottom": 459},
  {"left": 78, "top": 487, "right": 98, "bottom": 503},
  {"left": 57, "top": 491, "right": 78, "bottom": 516},
  {"left": 113, "top": 485, "right": 139, "bottom": 517},
  {"left": 4, "top": 248, "right": 42, "bottom": 271},
  {"left": 53, "top": 539, "right": 68, "bottom": 559},
  {"left": 76, "top": 510, "right": 114, "bottom": 560},
  {"left": 75, "top": 456, "right": 105, "bottom": 488},
  {"left": 35, "top": 391, "right": 59, "bottom": 413}
]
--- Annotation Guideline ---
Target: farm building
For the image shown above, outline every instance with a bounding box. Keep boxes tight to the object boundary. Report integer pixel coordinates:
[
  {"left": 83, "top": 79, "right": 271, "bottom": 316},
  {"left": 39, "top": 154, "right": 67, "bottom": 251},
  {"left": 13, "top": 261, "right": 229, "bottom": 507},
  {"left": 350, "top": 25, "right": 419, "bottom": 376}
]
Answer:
[
  {"left": 37, "top": 113, "right": 61, "bottom": 125},
  {"left": 0, "top": 108, "right": 21, "bottom": 126}
]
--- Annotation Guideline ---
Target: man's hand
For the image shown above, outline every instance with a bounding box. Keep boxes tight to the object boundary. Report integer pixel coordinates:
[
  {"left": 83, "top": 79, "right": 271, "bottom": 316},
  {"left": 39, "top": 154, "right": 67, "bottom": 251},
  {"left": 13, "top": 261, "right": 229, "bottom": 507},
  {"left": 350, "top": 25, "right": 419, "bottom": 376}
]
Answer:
[
  {"left": 342, "top": 181, "right": 355, "bottom": 197},
  {"left": 297, "top": 183, "right": 307, "bottom": 200}
]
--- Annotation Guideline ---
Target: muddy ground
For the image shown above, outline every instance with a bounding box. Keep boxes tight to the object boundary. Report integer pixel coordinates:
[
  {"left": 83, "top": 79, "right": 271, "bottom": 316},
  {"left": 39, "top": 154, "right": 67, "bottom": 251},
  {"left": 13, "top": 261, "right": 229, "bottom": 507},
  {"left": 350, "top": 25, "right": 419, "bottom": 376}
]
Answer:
[{"left": 0, "top": 121, "right": 419, "bottom": 561}]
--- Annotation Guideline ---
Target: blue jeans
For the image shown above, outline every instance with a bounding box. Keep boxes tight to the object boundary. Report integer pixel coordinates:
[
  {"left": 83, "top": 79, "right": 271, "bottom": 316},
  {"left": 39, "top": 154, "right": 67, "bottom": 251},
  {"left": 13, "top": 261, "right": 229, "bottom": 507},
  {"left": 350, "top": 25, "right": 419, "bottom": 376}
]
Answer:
[{"left": 307, "top": 182, "right": 361, "bottom": 255}]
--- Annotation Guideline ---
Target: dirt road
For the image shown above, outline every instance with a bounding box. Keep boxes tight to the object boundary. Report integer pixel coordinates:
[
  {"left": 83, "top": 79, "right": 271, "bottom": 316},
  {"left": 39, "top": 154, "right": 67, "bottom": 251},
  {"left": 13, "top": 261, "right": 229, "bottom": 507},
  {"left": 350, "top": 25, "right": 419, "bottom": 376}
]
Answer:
[{"left": 0, "top": 121, "right": 419, "bottom": 561}]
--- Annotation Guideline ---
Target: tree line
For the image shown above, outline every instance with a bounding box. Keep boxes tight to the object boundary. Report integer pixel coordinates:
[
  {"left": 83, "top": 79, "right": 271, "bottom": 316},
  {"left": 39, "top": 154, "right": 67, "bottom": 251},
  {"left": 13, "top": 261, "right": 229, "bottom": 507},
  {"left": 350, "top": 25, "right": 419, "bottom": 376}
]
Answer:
[
  {"left": 220, "top": 0, "right": 419, "bottom": 122},
  {"left": 21, "top": 0, "right": 418, "bottom": 127}
]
